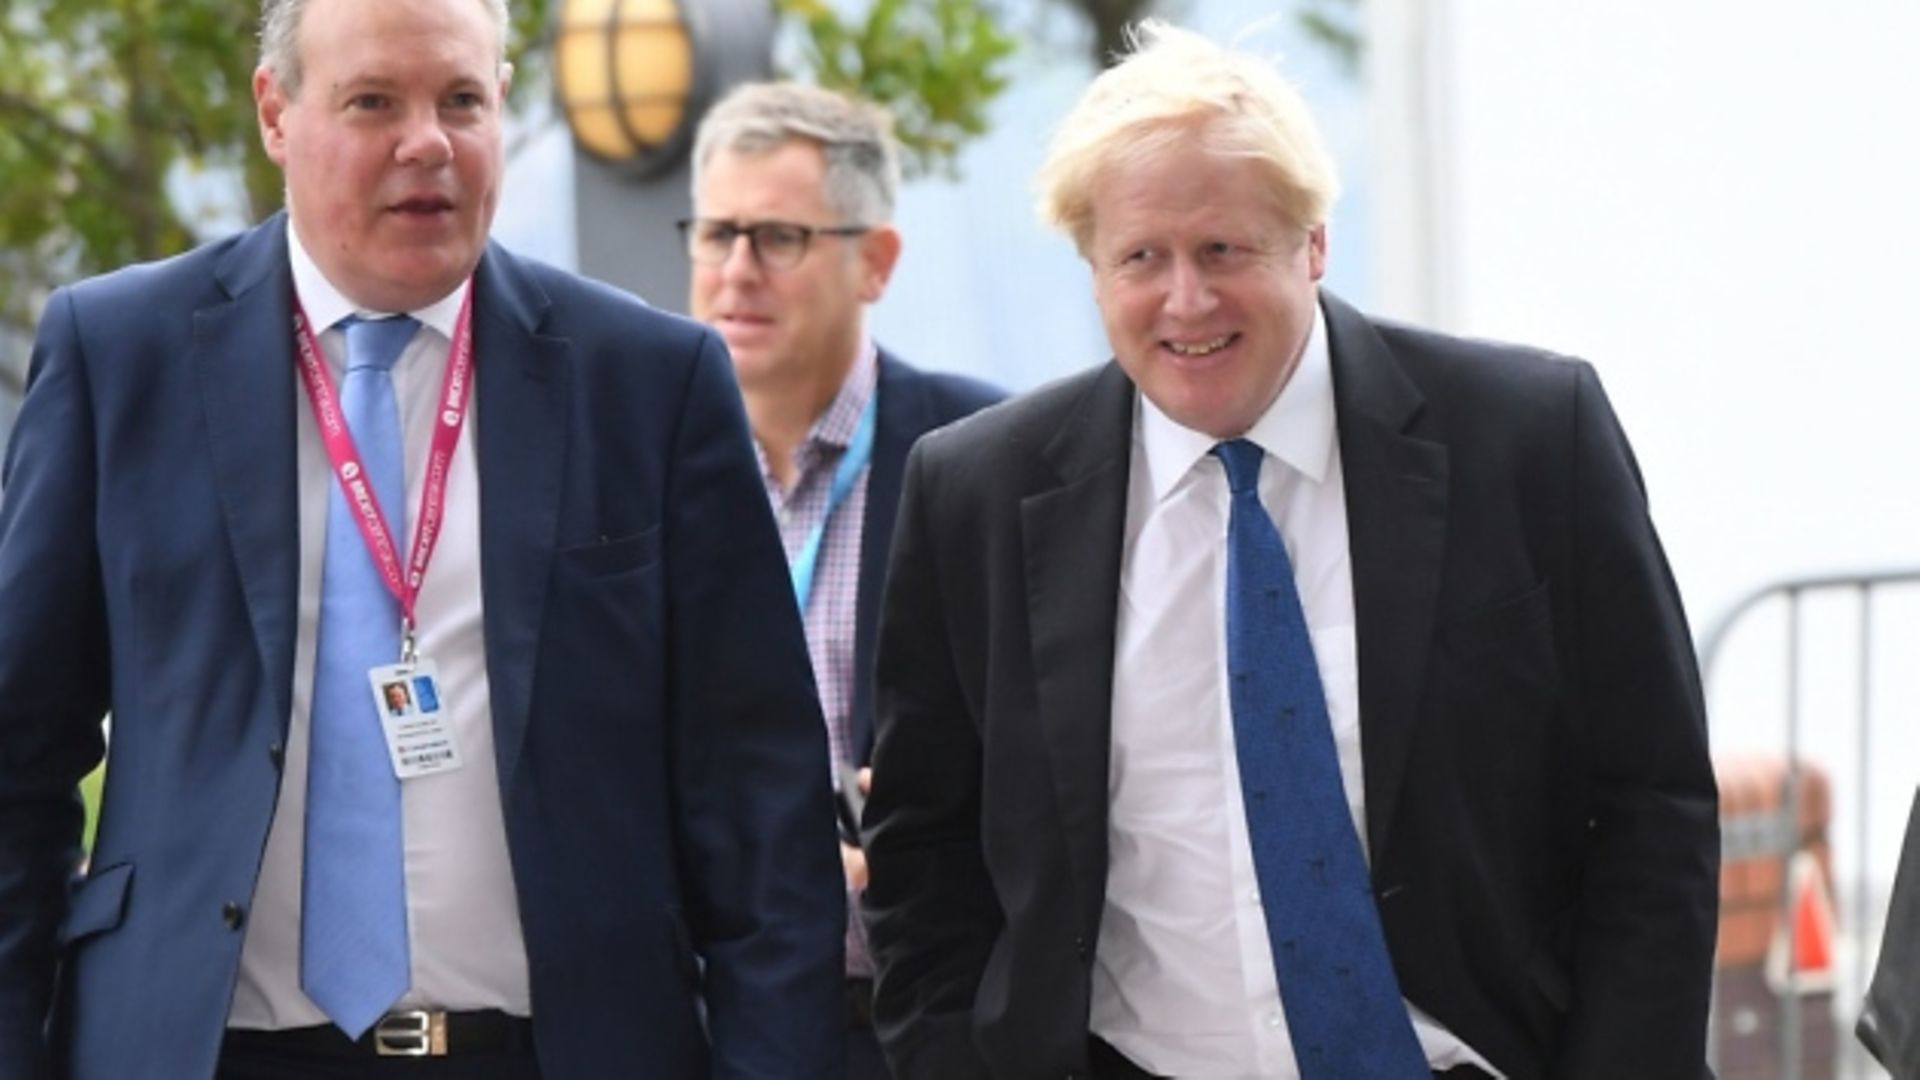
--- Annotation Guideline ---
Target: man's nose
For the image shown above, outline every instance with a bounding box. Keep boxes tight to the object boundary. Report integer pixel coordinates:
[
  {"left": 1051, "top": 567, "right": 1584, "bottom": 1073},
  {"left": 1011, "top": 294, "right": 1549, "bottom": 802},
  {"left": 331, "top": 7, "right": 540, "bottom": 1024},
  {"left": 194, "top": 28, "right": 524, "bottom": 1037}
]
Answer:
[
  {"left": 395, "top": 109, "right": 454, "bottom": 168},
  {"left": 1164, "top": 257, "right": 1217, "bottom": 319}
]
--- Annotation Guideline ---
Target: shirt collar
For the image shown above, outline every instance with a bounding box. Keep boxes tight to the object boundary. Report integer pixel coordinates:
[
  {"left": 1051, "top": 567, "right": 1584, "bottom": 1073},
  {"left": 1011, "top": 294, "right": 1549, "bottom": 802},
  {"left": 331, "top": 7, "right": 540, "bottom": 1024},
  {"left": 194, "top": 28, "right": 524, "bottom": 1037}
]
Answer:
[
  {"left": 1136, "top": 298, "right": 1335, "bottom": 503},
  {"left": 286, "top": 218, "right": 468, "bottom": 342},
  {"left": 806, "top": 338, "right": 880, "bottom": 452}
]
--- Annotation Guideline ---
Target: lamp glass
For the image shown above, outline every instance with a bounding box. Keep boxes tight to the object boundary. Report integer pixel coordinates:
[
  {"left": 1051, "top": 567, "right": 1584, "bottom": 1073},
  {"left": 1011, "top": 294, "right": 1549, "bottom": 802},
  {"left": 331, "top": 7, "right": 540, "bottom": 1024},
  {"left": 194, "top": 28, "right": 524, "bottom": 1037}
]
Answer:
[
  {"left": 616, "top": 23, "right": 693, "bottom": 144},
  {"left": 555, "top": 0, "right": 696, "bottom": 164}
]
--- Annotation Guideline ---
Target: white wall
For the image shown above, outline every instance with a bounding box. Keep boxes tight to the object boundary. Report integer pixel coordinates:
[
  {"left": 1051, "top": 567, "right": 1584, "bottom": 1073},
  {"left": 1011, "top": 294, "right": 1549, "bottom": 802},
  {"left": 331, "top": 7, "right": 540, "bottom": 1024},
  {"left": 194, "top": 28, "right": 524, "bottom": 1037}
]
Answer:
[
  {"left": 1381, "top": 3, "right": 1920, "bottom": 1023},
  {"left": 1399, "top": 1, "right": 1920, "bottom": 636}
]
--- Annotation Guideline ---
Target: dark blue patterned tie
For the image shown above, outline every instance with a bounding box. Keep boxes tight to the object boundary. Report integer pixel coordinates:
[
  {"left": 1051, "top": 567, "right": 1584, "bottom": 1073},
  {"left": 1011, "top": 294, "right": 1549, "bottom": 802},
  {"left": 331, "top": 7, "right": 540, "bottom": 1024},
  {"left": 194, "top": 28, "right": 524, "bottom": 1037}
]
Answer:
[{"left": 1213, "top": 439, "right": 1426, "bottom": 1078}]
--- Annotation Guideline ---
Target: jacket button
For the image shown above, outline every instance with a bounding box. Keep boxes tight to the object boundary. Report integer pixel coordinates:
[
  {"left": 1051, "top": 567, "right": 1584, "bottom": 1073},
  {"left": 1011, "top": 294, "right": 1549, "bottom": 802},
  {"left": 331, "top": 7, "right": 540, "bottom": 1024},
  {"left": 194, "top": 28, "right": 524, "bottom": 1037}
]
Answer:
[
  {"left": 222, "top": 901, "right": 245, "bottom": 930},
  {"left": 267, "top": 743, "right": 285, "bottom": 770},
  {"left": 1074, "top": 936, "right": 1090, "bottom": 962}
]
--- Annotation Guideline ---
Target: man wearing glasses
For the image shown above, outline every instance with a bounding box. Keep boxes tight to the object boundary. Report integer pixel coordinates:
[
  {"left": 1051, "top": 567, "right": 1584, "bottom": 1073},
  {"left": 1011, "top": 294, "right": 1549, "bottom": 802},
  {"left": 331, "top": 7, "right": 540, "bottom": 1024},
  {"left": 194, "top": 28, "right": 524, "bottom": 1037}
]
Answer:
[{"left": 682, "top": 82, "right": 1003, "bottom": 1080}]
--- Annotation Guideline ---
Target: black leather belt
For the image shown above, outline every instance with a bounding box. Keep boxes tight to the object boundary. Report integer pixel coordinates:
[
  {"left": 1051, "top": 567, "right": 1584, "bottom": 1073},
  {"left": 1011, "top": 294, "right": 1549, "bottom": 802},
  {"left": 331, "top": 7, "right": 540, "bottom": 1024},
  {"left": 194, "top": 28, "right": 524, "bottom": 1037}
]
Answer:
[
  {"left": 845, "top": 976, "right": 875, "bottom": 1029},
  {"left": 225, "top": 1009, "right": 535, "bottom": 1058}
]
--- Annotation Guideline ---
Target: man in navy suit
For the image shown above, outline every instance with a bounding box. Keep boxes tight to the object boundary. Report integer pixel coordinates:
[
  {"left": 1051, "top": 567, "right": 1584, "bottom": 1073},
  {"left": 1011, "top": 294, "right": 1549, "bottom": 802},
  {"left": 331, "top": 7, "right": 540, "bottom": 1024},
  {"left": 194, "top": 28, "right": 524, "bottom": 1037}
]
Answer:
[
  {"left": 683, "top": 82, "right": 1003, "bottom": 1080},
  {"left": 0, "top": 0, "right": 843, "bottom": 1076}
]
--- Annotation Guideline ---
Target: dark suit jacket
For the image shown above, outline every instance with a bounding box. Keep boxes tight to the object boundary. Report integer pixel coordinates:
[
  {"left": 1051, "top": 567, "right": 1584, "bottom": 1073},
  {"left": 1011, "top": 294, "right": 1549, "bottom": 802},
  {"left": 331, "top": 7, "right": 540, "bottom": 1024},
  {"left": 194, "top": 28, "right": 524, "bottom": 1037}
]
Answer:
[
  {"left": 861, "top": 293, "right": 1719, "bottom": 1079},
  {"left": 0, "top": 216, "right": 845, "bottom": 1079},
  {"left": 849, "top": 353, "right": 1004, "bottom": 766}
]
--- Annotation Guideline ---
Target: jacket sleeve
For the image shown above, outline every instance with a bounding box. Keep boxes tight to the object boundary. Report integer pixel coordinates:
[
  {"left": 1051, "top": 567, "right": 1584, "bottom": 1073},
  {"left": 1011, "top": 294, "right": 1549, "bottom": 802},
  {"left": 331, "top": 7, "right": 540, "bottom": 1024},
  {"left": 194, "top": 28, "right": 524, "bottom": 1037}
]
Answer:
[
  {"left": 1552, "top": 362, "right": 1718, "bottom": 1078},
  {"left": 861, "top": 440, "right": 999, "bottom": 1079},
  {"left": 661, "top": 330, "right": 846, "bottom": 1079},
  {"left": 0, "top": 288, "right": 112, "bottom": 1080}
]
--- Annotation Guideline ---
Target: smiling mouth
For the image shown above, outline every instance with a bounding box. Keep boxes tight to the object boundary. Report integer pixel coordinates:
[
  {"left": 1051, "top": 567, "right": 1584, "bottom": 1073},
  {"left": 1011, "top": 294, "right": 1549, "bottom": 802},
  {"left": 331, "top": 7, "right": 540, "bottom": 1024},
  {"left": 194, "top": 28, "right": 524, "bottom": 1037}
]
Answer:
[{"left": 1165, "top": 333, "right": 1236, "bottom": 357}]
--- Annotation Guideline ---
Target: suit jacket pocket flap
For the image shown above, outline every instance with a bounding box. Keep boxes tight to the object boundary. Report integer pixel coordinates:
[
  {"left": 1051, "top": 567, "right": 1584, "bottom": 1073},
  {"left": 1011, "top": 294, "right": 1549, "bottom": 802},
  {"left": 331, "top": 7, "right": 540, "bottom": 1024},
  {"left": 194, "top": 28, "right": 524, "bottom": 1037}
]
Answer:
[
  {"left": 1438, "top": 580, "right": 1553, "bottom": 662},
  {"left": 558, "top": 527, "right": 661, "bottom": 578},
  {"left": 58, "top": 860, "right": 133, "bottom": 946}
]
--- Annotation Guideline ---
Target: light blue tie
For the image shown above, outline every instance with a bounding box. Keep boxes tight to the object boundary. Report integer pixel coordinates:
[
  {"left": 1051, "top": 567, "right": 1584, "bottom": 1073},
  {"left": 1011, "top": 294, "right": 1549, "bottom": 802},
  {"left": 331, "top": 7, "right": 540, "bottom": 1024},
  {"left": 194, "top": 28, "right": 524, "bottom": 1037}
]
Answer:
[
  {"left": 1213, "top": 439, "right": 1428, "bottom": 1079},
  {"left": 301, "top": 315, "right": 417, "bottom": 1038}
]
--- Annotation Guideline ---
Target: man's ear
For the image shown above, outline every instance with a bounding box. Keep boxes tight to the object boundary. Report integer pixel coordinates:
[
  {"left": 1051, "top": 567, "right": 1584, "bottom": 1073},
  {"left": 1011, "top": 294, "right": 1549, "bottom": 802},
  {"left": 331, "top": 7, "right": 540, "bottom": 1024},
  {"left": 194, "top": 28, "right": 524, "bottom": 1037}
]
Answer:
[
  {"left": 255, "top": 65, "right": 291, "bottom": 167},
  {"left": 1306, "top": 224, "right": 1328, "bottom": 282},
  {"left": 859, "top": 225, "right": 903, "bottom": 304}
]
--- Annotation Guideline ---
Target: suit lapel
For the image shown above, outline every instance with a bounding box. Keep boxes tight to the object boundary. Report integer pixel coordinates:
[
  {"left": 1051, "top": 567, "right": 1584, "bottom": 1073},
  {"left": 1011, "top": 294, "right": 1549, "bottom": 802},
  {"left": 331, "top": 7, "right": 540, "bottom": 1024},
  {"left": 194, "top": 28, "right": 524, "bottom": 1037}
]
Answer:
[
  {"left": 1323, "top": 293, "right": 1449, "bottom": 865},
  {"left": 196, "top": 219, "right": 301, "bottom": 733},
  {"left": 1022, "top": 364, "right": 1134, "bottom": 926},
  {"left": 852, "top": 352, "right": 924, "bottom": 763},
  {"left": 471, "top": 246, "right": 568, "bottom": 787}
]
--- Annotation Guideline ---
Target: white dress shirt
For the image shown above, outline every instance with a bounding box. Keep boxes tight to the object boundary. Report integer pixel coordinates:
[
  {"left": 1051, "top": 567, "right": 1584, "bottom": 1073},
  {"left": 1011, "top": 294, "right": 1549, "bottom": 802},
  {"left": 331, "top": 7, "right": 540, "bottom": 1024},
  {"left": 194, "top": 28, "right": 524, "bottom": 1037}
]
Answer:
[
  {"left": 1092, "top": 303, "right": 1499, "bottom": 1077},
  {"left": 228, "top": 225, "right": 530, "bottom": 1028}
]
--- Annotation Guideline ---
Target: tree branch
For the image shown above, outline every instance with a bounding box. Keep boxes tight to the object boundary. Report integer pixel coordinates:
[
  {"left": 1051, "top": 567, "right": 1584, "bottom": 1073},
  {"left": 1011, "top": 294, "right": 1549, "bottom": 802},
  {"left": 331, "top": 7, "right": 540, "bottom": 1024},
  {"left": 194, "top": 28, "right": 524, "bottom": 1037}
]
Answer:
[{"left": 0, "top": 90, "right": 134, "bottom": 186}]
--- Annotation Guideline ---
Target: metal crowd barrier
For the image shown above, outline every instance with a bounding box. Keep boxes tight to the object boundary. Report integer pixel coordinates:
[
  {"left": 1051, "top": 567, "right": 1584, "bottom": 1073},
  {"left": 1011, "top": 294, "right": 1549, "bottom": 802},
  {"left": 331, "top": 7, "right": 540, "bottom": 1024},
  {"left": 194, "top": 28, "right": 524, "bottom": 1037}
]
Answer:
[{"left": 1699, "top": 568, "right": 1920, "bottom": 1079}]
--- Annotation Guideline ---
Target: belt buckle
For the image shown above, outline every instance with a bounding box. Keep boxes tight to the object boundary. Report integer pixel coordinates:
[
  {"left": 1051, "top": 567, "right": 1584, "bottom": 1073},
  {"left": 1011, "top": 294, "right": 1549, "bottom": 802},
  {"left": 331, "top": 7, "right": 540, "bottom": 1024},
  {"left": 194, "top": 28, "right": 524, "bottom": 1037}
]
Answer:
[{"left": 373, "top": 1009, "right": 448, "bottom": 1057}]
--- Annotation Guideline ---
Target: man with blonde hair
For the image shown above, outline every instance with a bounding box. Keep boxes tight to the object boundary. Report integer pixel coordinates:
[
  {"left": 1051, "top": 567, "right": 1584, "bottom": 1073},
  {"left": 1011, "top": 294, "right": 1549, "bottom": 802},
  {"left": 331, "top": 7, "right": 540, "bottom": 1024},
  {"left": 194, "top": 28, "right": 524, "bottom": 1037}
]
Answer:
[{"left": 862, "top": 20, "right": 1717, "bottom": 1079}]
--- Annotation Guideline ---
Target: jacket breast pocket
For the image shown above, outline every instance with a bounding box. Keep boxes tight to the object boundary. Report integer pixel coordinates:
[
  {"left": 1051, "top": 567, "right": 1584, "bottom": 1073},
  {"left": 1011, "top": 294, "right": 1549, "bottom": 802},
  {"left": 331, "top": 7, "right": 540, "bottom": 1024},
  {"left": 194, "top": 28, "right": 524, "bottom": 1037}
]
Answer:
[
  {"left": 557, "top": 526, "right": 661, "bottom": 579},
  {"left": 1437, "top": 580, "right": 1554, "bottom": 666},
  {"left": 544, "top": 527, "right": 666, "bottom": 713}
]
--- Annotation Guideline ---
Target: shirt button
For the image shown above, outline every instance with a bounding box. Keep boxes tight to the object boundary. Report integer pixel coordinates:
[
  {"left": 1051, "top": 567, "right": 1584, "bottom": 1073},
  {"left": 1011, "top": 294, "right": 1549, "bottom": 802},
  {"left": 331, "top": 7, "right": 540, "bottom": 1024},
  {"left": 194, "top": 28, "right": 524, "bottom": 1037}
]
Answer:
[
  {"left": 1247, "top": 888, "right": 1261, "bottom": 904},
  {"left": 1265, "top": 1010, "right": 1284, "bottom": 1029}
]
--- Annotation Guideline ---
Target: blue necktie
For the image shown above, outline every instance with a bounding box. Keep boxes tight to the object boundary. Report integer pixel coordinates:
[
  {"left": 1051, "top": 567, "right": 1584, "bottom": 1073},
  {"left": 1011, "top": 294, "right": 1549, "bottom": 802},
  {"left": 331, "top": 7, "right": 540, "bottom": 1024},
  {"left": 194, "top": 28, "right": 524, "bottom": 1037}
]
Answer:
[
  {"left": 301, "top": 315, "right": 417, "bottom": 1037},
  {"left": 1213, "top": 439, "right": 1427, "bottom": 1079}
]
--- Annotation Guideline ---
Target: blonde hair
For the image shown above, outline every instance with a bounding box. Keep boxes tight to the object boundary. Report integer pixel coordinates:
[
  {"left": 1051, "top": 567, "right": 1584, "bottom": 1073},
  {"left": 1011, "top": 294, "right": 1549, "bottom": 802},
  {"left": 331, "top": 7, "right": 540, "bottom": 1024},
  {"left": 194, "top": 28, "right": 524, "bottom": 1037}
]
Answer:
[{"left": 1036, "top": 20, "right": 1339, "bottom": 255}]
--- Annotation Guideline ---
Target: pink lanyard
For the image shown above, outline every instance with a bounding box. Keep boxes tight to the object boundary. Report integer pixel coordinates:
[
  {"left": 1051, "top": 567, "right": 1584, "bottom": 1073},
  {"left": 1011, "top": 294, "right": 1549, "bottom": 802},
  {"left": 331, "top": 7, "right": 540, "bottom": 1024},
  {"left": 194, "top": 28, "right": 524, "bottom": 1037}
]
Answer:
[{"left": 292, "top": 285, "right": 476, "bottom": 661}]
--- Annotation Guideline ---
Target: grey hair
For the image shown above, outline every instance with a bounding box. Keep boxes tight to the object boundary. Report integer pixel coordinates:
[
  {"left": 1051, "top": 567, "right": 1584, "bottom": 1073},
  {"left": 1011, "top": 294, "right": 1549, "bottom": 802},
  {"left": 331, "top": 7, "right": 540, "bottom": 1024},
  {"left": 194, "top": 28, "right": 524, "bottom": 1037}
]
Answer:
[
  {"left": 691, "top": 82, "right": 901, "bottom": 225},
  {"left": 259, "top": 0, "right": 510, "bottom": 96}
]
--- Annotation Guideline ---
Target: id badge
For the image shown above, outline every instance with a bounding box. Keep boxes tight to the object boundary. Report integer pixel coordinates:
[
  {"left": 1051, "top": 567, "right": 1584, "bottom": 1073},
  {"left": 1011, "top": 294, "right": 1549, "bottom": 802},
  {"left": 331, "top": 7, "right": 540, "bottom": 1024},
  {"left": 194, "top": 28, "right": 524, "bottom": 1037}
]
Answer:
[{"left": 367, "top": 659, "right": 463, "bottom": 779}]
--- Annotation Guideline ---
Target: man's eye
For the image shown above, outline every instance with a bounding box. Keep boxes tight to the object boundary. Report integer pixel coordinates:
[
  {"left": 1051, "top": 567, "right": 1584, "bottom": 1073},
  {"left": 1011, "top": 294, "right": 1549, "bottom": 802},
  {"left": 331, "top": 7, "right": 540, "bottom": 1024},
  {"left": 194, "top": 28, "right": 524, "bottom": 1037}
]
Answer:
[
  {"left": 1203, "top": 241, "right": 1258, "bottom": 267},
  {"left": 698, "top": 224, "right": 740, "bottom": 247},
  {"left": 757, "top": 226, "right": 807, "bottom": 253},
  {"left": 446, "top": 91, "right": 486, "bottom": 110},
  {"left": 348, "top": 93, "right": 389, "bottom": 111}
]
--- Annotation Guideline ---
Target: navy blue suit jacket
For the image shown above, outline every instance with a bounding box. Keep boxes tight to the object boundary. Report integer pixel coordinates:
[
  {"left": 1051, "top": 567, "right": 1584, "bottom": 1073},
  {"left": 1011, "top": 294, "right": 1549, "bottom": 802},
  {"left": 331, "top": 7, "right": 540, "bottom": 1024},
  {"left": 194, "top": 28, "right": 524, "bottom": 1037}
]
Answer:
[
  {"left": 0, "top": 216, "right": 845, "bottom": 1079},
  {"left": 849, "top": 353, "right": 1003, "bottom": 766}
]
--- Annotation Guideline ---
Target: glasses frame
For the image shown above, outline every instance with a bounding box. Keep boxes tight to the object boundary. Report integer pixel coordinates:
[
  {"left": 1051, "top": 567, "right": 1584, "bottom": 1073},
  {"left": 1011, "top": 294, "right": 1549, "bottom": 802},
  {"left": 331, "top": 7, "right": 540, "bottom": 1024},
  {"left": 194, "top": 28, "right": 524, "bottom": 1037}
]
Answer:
[{"left": 676, "top": 218, "right": 872, "bottom": 272}]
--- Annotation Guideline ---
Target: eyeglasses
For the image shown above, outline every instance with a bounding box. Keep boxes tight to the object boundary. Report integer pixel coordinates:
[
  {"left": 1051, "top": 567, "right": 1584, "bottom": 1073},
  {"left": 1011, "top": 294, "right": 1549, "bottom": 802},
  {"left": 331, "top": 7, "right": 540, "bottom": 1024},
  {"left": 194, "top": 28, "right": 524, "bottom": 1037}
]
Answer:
[{"left": 677, "top": 218, "right": 871, "bottom": 272}]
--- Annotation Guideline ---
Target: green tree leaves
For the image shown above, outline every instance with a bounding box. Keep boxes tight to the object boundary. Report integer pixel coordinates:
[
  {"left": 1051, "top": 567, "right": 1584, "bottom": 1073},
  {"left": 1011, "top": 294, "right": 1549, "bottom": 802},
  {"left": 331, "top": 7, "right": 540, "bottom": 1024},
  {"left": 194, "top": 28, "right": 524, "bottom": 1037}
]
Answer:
[{"left": 777, "top": 0, "right": 1015, "bottom": 179}]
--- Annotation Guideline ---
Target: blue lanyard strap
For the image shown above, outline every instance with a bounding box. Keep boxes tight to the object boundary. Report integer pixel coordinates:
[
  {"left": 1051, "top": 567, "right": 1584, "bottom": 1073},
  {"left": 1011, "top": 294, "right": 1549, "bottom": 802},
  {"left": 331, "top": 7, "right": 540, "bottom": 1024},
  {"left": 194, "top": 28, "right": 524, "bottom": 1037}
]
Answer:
[{"left": 789, "top": 393, "right": 878, "bottom": 612}]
